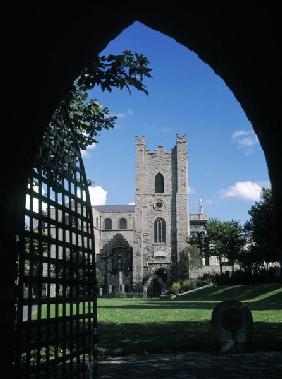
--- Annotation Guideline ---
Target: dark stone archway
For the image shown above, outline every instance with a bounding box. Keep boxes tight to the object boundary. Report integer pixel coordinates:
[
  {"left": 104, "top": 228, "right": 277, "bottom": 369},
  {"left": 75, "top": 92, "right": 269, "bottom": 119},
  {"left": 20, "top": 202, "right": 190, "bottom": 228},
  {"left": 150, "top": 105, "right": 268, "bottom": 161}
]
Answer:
[
  {"left": 97, "top": 233, "right": 133, "bottom": 294},
  {"left": 144, "top": 268, "right": 169, "bottom": 298},
  {"left": 2, "top": 2, "right": 282, "bottom": 375}
]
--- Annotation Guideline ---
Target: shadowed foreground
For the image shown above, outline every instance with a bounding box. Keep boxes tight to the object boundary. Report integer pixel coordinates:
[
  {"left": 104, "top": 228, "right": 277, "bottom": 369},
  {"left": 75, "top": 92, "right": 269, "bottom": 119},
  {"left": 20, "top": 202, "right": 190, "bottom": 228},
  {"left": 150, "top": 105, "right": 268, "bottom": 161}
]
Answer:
[
  {"left": 97, "top": 351, "right": 282, "bottom": 379},
  {"left": 97, "top": 284, "right": 282, "bottom": 357}
]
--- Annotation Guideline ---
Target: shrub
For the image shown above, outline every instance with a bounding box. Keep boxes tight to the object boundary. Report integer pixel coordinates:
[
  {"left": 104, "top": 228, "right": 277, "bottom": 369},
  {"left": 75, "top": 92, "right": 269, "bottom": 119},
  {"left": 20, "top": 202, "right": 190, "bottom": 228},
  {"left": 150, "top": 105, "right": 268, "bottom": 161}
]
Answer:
[
  {"left": 180, "top": 276, "right": 214, "bottom": 293},
  {"left": 213, "top": 267, "right": 281, "bottom": 285},
  {"left": 170, "top": 281, "right": 181, "bottom": 294},
  {"left": 181, "top": 279, "right": 191, "bottom": 292},
  {"left": 202, "top": 273, "right": 215, "bottom": 284},
  {"left": 188, "top": 278, "right": 198, "bottom": 290}
]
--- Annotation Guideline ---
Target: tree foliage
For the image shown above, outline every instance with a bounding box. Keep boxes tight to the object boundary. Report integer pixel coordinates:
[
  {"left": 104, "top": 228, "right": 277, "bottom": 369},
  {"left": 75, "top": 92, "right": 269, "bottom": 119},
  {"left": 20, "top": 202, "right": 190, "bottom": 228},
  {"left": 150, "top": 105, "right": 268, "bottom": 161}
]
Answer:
[
  {"left": 188, "top": 231, "right": 209, "bottom": 262},
  {"left": 177, "top": 245, "right": 202, "bottom": 280},
  {"left": 188, "top": 244, "right": 203, "bottom": 270},
  {"left": 205, "top": 218, "right": 245, "bottom": 273},
  {"left": 244, "top": 188, "right": 280, "bottom": 265},
  {"left": 77, "top": 51, "right": 151, "bottom": 95},
  {"left": 66, "top": 90, "right": 116, "bottom": 151},
  {"left": 222, "top": 220, "right": 246, "bottom": 267},
  {"left": 177, "top": 250, "right": 190, "bottom": 280},
  {"left": 57, "top": 50, "right": 152, "bottom": 150}
]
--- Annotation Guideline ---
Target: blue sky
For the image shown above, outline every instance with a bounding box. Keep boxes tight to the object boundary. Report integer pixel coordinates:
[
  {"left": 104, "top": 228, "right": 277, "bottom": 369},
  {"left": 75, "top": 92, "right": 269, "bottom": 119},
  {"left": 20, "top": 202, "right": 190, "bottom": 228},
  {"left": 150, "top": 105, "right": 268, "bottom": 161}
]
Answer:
[{"left": 82, "top": 21, "right": 270, "bottom": 224}]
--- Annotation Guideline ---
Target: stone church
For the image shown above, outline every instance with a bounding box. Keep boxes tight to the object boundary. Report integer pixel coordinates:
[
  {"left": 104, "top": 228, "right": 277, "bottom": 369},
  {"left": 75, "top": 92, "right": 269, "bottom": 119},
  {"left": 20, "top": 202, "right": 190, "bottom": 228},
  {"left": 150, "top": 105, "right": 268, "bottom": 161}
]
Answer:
[{"left": 93, "top": 135, "right": 216, "bottom": 296}]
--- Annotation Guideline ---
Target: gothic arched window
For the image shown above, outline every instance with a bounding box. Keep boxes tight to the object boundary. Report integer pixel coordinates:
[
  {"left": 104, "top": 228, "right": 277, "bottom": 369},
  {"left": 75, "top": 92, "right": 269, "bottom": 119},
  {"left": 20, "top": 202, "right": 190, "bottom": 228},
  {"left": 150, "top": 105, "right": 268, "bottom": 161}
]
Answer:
[
  {"left": 155, "top": 173, "right": 164, "bottom": 193},
  {"left": 119, "top": 218, "right": 127, "bottom": 229},
  {"left": 154, "top": 217, "right": 166, "bottom": 243},
  {"left": 104, "top": 218, "right": 112, "bottom": 230}
]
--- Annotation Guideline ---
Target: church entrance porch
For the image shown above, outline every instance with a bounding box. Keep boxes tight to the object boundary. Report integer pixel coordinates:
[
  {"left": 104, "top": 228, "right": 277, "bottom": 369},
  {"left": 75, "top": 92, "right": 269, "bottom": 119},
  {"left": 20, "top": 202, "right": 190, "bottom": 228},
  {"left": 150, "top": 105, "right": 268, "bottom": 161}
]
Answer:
[
  {"left": 111, "top": 247, "right": 131, "bottom": 293},
  {"left": 144, "top": 268, "right": 169, "bottom": 298},
  {"left": 97, "top": 233, "right": 133, "bottom": 295}
]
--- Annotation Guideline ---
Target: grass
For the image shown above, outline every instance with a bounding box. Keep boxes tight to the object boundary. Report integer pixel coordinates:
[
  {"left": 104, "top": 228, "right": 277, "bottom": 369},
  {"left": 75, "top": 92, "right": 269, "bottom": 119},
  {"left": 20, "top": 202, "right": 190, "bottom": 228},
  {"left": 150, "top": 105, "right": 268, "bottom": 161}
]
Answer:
[
  {"left": 97, "top": 284, "right": 282, "bottom": 357},
  {"left": 31, "top": 302, "right": 93, "bottom": 320}
]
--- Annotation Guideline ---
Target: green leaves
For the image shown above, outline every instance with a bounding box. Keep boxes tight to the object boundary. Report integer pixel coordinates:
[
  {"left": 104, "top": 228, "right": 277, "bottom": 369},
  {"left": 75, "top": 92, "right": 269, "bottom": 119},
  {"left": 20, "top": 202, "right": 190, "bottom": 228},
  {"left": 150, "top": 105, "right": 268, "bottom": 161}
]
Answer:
[
  {"left": 77, "top": 50, "right": 152, "bottom": 95},
  {"left": 244, "top": 188, "right": 280, "bottom": 265},
  {"left": 66, "top": 90, "right": 117, "bottom": 149},
  {"left": 53, "top": 50, "right": 152, "bottom": 152},
  {"left": 205, "top": 218, "right": 245, "bottom": 266}
]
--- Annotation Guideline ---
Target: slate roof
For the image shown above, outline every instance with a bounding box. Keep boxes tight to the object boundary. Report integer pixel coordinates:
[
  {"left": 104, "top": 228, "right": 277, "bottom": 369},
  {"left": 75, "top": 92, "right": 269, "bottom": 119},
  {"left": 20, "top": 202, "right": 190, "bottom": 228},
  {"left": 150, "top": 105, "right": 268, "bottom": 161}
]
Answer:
[{"left": 93, "top": 205, "right": 135, "bottom": 213}]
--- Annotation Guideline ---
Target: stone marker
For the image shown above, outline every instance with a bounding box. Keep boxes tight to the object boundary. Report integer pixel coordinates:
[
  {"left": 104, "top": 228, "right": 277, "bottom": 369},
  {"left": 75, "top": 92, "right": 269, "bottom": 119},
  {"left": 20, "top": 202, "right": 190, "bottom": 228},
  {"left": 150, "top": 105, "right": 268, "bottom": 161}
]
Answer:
[
  {"left": 211, "top": 299, "right": 253, "bottom": 353},
  {"left": 99, "top": 288, "right": 103, "bottom": 297}
]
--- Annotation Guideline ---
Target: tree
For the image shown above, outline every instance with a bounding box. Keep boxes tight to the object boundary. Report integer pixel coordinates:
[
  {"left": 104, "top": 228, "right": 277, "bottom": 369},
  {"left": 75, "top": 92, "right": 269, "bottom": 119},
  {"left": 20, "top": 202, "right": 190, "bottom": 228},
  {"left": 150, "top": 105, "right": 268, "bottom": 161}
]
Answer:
[
  {"left": 244, "top": 188, "right": 281, "bottom": 269},
  {"left": 177, "top": 250, "right": 190, "bottom": 280},
  {"left": 205, "top": 218, "right": 245, "bottom": 274},
  {"left": 188, "top": 244, "right": 203, "bottom": 271},
  {"left": 177, "top": 245, "right": 202, "bottom": 280},
  {"left": 237, "top": 243, "right": 260, "bottom": 274},
  {"left": 205, "top": 219, "right": 225, "bottom": 274},
  {"left": 57, "top": 50, "right": 152, "bottom": 151},
  {"left": 40, "top": 50, "right": 151, "bottom": 188},
  {"left": 49, "top": 51, "right": 151, "bottom": 292},
  {"left": 188, "top": 231, "right": 209, "bottom": 265},
  {"left": 222, "top": 220, "right": 246, "bottom": 272}
]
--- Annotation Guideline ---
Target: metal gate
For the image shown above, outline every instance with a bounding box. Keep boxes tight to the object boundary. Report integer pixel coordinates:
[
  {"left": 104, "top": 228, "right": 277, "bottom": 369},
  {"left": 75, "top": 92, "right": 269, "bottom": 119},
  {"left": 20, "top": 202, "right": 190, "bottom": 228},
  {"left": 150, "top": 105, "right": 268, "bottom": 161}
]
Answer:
[{"left": 15, "top": 112, "right": 96, "bottom": 378}]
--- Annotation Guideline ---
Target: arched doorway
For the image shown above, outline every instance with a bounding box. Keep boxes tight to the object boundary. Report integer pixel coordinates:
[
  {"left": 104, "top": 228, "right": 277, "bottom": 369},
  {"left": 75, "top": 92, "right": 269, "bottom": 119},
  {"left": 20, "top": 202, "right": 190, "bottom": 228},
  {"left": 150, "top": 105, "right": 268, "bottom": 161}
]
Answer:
[
  {"left": 146, "top": 268, "right": 168, "bottom": 298},
  {"left": 98, "top": 233, "right": 133, "bottom": 295}
]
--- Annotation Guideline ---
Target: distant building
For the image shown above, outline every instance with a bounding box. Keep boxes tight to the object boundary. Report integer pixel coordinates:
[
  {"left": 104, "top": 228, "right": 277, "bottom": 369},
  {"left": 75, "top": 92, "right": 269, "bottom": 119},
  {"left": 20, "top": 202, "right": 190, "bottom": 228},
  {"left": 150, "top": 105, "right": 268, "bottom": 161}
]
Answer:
[{"left": 93, "top": 136, "right": 230, "bottom": 296}]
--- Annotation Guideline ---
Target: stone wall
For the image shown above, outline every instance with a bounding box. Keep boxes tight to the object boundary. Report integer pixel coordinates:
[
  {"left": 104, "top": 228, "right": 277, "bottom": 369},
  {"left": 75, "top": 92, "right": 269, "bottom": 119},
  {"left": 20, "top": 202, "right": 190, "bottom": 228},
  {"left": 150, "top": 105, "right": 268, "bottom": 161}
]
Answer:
[
  {"left": 92, "top": 207, "right": 134, "bottom": 255},
  {"left": 174, "top": 135, "right": 189, "bottom": 258},
  {"left": 134, "top": 136, "right": 189, "bottom": 289}
]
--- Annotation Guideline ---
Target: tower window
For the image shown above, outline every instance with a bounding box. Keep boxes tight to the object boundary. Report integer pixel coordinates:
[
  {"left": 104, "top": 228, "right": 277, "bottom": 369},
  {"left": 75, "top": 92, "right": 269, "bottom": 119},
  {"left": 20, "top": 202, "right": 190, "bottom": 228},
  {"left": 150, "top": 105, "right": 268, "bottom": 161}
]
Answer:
[
  {"left": 119, "top": 218, "right": 127, "bottom": 229},
  {"left": 154, "top": 217, "right": 166, "bottom": 243},
  {"left": 155, "top": 173, "right": 164, "bottom": 193},
  {"left": 104, "top": 218, "right": 112, "bottom": 230}
]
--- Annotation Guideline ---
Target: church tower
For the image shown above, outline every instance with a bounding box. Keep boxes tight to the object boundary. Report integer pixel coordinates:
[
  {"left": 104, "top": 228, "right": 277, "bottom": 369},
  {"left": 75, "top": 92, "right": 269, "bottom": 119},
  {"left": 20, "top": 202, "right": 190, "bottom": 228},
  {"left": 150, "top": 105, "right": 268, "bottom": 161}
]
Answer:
[{"left": 134, "top": 135, "right": 189, "bottom": 295}]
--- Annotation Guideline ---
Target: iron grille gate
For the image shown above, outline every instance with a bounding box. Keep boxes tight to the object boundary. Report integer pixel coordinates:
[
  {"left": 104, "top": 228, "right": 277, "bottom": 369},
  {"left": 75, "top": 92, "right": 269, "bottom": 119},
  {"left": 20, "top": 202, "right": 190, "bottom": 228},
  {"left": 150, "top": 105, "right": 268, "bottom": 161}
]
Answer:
[{"left": 15, "top": 112, "right": 96, "bottom": 378}]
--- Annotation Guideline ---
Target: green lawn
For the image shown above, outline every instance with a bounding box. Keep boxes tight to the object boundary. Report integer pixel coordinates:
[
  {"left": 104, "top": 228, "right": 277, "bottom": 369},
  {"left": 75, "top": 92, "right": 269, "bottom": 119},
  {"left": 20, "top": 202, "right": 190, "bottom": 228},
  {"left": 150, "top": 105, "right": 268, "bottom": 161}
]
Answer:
[{"left": 97, "top": 284, "right": 282, "bottom": 357}]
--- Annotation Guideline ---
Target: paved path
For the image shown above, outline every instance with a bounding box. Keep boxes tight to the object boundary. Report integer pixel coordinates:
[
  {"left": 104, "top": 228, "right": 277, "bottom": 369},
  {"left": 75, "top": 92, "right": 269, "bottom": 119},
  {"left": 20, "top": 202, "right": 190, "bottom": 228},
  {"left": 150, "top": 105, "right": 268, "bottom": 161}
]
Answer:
[{"left": 97, "top": 351, "right": 282, "bottom": 378}]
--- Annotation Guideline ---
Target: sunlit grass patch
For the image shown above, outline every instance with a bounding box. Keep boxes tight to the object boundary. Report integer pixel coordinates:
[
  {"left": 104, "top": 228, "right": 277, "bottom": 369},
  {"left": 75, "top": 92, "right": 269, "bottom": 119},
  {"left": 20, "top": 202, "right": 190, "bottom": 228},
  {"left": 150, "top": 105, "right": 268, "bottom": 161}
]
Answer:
[{"left": 97, "top": 284, "right": 282, "bottom": 356}]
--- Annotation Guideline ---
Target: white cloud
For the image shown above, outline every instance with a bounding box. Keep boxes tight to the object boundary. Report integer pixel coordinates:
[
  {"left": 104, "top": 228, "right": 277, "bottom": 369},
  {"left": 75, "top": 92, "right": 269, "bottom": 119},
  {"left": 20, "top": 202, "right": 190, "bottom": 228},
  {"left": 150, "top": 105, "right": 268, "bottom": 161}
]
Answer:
[
  {"left": 206, "top": 199, "right": 219, "bottom": 206},
  {"left": 110, "top": 108, "right": 134, "bottom": 120},
  {"left": 151, "top": 126, "right": 171, "bottom": 135},
  {"left": 220, "top": 181, "right": 262, "bottom": 201},
  {"left": 88, "top": 185, "right": 107, "bottom": 205},
  {"left": 112, "top": 112, "right": 127, "bottom": 119},
  {"left": 188, "top": 186, "right": 196, "bottom": 194},
  {"left": 128, "top": 202, "right": 135, "bottom": 205},
  {"left": 81, "top": 143, "right": 96, "bottom": 158},
  {"left": 232, "top": 130, "right": 259, "bottom": 155}
]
